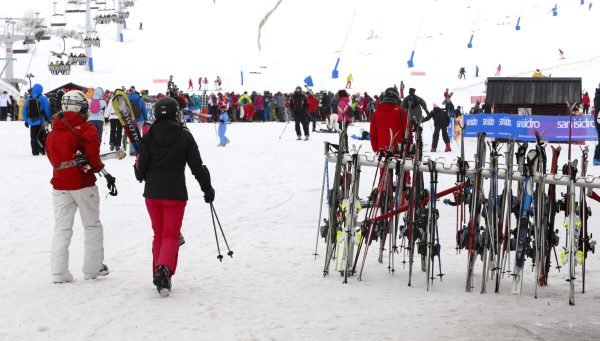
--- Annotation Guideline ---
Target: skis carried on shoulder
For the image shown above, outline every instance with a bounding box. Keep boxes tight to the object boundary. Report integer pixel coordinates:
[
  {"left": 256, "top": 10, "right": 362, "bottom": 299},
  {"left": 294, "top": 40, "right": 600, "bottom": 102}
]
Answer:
[
  {"left": 112, "top": 89, "right": 142, "bottom": 153},
  {"left": 54, "top": 150, "right": 127, "bottom": 171}
]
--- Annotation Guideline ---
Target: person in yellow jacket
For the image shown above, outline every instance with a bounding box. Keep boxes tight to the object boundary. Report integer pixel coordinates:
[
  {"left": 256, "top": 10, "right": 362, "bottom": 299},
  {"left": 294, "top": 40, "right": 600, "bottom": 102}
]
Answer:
[
  {"left": 346, "top": 73, "right": 353, "bottom": 89},
  {"left": 237, "top": 91, "right": 252, "bottom": 119},
  {"left": 532, "top": 69, "right": 546, "bottom": 78}
]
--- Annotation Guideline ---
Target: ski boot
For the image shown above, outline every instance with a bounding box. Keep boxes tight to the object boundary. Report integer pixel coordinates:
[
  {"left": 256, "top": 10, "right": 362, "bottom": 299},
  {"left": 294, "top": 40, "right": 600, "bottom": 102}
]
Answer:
[
  {"left": 153, "top": 265, "right": 172, "bottom": 297},
  {"left": 445, "top": 143, "right": 452, "bottom": 152},
  {"left": 84, "top": 264, "right": 109, "bottom": 280}
]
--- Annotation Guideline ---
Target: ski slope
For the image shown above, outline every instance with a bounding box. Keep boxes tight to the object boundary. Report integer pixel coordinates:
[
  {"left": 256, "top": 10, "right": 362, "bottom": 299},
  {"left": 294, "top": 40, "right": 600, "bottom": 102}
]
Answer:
[
  {"left": 2, "top": 0, "right": 600, "bottom": 340},
  {"left": 5, "top": 0, "right": 600, "bottom": 106}
]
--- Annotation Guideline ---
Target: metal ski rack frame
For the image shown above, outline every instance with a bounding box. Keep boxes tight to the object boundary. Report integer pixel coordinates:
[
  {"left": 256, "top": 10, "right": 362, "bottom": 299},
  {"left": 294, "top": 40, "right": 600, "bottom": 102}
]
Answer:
[{"left": 325, "top": 153, "right": 600, "bottom": 189}]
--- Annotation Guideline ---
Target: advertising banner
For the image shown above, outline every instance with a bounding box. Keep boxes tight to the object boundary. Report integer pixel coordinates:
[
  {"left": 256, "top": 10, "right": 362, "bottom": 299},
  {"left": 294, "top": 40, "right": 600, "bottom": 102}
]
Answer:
[{"left": 463, "top": 113, "right": 597, "bottom": 142}]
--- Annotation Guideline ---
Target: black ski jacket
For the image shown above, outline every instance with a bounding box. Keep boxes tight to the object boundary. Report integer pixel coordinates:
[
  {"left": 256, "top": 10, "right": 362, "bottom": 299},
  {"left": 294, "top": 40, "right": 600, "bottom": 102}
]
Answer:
[
  {"left": 136, "top": 119, "right": 211, "bottom": 200},
  {"left": 422, "top": 107, "right": 450, "bottom": 127}
]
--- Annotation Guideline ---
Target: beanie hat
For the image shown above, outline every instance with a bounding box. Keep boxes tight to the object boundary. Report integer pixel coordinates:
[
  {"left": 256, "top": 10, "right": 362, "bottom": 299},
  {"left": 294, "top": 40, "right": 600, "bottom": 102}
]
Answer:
[
  {"left": 381, "top": 87, "right": 400, "bottom": 104},
  {"left": 154, "top": 96, "right": 179, "bottom": 120}
]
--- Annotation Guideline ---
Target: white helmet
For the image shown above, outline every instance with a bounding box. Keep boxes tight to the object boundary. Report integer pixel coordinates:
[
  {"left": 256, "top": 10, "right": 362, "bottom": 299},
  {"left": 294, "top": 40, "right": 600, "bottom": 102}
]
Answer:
[{"left": 61, "top": 90, "right": 88, "bottom": 113}]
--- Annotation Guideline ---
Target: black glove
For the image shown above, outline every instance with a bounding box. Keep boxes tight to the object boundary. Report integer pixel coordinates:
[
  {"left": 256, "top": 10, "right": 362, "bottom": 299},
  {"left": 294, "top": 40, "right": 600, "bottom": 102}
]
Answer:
[
  {"left": 133, "top": 164, "right": 144, "bottom": 182},
  {"left": 24, "top": 122, "right": 29, "bottom": 128},
  {"left": 203, "top": 186, "right": 215, "bottom": 203}
]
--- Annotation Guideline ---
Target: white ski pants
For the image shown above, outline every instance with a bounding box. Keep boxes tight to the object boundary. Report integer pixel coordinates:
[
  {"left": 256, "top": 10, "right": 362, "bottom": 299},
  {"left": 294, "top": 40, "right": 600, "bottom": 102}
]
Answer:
[
  {"left": 51, "top": 186, "right": 104, "bottom": 276},
  {"left": 327, "top": 114, "right": 339, "bottom": 131}
]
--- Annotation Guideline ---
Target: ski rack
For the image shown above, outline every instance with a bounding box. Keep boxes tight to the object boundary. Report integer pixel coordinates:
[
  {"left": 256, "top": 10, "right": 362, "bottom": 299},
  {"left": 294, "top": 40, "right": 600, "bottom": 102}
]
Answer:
[{"left": 325, "top": 152, "right": 600, "bottom": 189}]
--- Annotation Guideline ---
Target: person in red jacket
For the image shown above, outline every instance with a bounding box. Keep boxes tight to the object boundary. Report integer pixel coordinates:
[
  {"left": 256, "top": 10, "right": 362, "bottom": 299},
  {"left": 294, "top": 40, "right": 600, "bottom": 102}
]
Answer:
[
  {"left": 370, "top": 87, "right": 408, "bottom": 154},
  {"left": 45, "top": 90, "right": 109, "bottom": 283},
  {"left": 243, "top": 102, "right": 255, "bottom": 121},
  {"left": 582, "top": 92, "right": 591, "bottom": 114},
  {"left": 307, "top": 90, "right": 319, "bottom": 132}
]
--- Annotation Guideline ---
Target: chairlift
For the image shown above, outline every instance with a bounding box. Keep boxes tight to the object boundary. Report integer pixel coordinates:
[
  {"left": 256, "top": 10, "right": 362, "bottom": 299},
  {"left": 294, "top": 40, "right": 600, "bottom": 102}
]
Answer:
[
  {"left": 48, "top": 53, "right": 71, "bottom": 76},
  {"left": 124, "top": 0, "right": 135, "bottom": 8},
  {"left": 23, "top": 36, "right": 36, "bottom": 45},
  {"left": 68, "top": 52, "right": 87, "bottom": 66},
  {"left": 51, "top": 2, "right": 67, "bottom": 27},
  {"left": 65, "top": 0, "right": 83, "bottom": 13},
  {"left": 83, "top": 34, "right": 101, "bottom": 48}
]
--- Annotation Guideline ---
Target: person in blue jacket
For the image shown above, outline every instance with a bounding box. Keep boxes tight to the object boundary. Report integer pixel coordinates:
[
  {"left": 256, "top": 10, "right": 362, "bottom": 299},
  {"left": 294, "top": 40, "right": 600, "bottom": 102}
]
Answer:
[
  {"left": 23, "top": 84, "right": 52, "bottom": 155},
  {"left": 217, "top": 105, "right": 230, "bottom": 147},
  {"left": 127, "top": 87, "right": 148, "bottom": 154}
]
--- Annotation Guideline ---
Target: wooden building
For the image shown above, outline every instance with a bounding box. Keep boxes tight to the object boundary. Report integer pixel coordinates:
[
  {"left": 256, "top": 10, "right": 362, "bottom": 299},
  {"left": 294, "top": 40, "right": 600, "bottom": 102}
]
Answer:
[{"left": 485, "top": 77, "right": 581, "bottom": 116}]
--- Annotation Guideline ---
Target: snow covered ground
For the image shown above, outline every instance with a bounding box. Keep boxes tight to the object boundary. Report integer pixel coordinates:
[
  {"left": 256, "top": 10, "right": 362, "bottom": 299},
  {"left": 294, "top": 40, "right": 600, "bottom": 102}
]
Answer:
[{"left": 1, "top": 121, "right": 600, "bottom": 340}]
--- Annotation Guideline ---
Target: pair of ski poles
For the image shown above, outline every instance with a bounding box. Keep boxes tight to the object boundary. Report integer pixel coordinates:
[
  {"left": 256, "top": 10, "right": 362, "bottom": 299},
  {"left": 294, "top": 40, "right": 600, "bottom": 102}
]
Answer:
[{"left": 209, "top": 203, "right": 234, "bottom": 262}]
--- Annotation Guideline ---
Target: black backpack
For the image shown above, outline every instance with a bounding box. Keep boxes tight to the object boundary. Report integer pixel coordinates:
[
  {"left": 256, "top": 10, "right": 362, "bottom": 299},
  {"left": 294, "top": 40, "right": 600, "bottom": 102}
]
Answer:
[{"left": 27, "top": 96, "right": 42, "bottom": 120}]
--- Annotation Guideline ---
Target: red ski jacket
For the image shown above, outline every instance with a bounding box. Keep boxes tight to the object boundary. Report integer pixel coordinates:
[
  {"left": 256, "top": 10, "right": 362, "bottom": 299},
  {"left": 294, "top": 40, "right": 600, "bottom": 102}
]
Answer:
[
  {"left": 370, "top": 103, "right": 408, "bottom": 153},
  {"left": 46, "top": 111, "right": 103, "bottom": 190}
]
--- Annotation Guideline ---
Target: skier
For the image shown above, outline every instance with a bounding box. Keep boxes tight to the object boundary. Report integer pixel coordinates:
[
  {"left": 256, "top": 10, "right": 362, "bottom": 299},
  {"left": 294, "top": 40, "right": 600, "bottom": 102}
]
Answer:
[
  {"left": 559, "top": 48, "right": 565, "bottom": 59},
  {"left": 139, "top": 22, "right": 143, "bottom": 30},
  {"left": 88, "top": 87, "right": 106, "bottom": 143},
  {"left": 458, "top": 67, "right": 466, "bottom": 79},
  {"left": 274, "top": 91, "right": 287, "bottom": 121},
  {"left": 307, "top": 89, "right": 319, "bottom": 132},
  {"left": 0, "top": 90, "right": 11, "bottom": 121},
  {"left": 167, "top": 75, "right": 176, "bottom": 94},
  {"left": 23, "top": 84, "right": 52, "bottom": 156},
  {"left": 336, "top": 89, "right": 353, "bottom": 130},
  {"left": 128, "top": 87, "right": 148, "bottom": 154},
  {"left": 134, "top": 96, "right": 215, "bottom": 296},
  {"left": 369, "top": 87, "right": 407, "bottom": 154},
  {"left": 594, "top": 88, "right": 600, "bottom": 165},
  {"left": 400, "top": 87, "right": 429, "bottom": 123},
  {"left": 423, "top": 104, "right": 452, "bottom": 152},
  {"left": 214, "top": 76, "right": 222, "bottom": 90},
  {"left": 582, "top": 92, "right": 591, "bottom": 115},
  {"left": 475, "top": 65, "right": 479, "bottom": 77},
  {"left": 237, "top": 91, "right": 252, "bottom": 120},
  {"left": 400, "top": 80, "right": 405, "bottom": 98},
  {"left": 495, "top": 64, "right": 502, "bottom": 76},
  {"left": 346, "top": 73, "right": 353, "bottom": 89},
  {"left": 104, "top": 92, "right": 123, "bottom": 151},
  {"left": 288, "top": 86, "right": 310, "bottom": 140},
  {"left": 254, "top": 92, "right": 264, "bottom": 121},
  {"left": 217, "top": 104, "right": 230, "bottom": 146},
  {"left": 45, "top": 90, "right": 110, "bottom": 283},
  {"left": 198, "top": 77, "right": 202, "bottom": 91},
  {"left": 188, "top": 78, "right": 193, "bottom": 91}
]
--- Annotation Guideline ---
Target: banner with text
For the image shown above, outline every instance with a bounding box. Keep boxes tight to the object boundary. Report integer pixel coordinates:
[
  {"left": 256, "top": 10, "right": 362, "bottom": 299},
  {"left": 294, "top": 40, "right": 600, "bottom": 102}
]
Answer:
[{"left": 463, "top": 114, "right": 597, "bottom": 142}]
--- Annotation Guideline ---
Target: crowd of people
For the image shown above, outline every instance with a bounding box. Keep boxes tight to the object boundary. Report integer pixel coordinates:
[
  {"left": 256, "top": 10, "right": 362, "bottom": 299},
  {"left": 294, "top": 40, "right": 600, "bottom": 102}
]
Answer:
[{"left": 8, "top": 78, "right": 600, "bottom": 157}]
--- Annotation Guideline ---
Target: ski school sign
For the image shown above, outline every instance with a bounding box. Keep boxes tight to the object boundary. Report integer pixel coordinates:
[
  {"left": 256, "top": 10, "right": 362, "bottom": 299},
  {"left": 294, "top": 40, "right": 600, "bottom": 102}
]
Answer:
[{"left": 463, "top": 113, "right": 597, "bottom": 142}]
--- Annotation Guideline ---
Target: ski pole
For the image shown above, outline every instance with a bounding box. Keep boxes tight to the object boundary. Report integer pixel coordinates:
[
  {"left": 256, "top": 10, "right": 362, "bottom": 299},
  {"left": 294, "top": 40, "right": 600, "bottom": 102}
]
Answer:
[
  {"left": 313, "top": 155, "right": 329, "bottom": 259},
  {"left": 211, "top": 203, "right": 233, "bottom": 258},
  {"left": 278, "top": 120, "right": 290, "bottom": 139},
  {"left": 209, "top": 202, "right": 223, "bottom": 262},
  {"left": 214, "top": 121, "right": 219, "bottom": 144}
]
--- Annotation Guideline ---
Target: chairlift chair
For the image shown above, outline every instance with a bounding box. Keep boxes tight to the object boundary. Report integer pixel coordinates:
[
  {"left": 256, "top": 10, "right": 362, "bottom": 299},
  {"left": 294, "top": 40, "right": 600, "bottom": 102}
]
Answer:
[{"left": 51, "top": 14, "right": 67, "bottom": 27}]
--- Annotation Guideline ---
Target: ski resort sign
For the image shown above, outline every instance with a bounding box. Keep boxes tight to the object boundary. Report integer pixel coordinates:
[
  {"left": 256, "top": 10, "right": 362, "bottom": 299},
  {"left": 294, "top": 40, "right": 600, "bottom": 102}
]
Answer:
[{"left": 464, "top": 113, "right": 597, "bottom": 142}]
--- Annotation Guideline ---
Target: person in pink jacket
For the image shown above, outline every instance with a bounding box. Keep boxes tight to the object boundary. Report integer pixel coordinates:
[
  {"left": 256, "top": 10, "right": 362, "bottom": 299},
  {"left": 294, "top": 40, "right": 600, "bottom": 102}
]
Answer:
[{"left": 336, "top": 89, "right": 352, "bottom": 130}]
